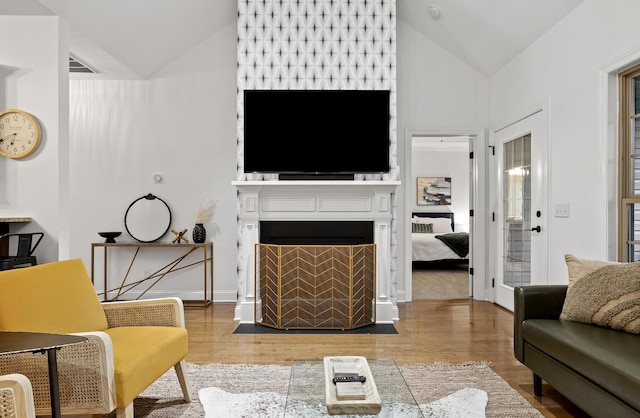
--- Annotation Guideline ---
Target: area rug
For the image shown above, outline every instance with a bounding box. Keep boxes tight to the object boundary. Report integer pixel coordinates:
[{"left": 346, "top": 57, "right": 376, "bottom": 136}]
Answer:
[
  {"left": 200, "top": 386, "right": 488, "bottom": 417},
  {"left": 233, "top": 323, "right": 398, "bottom": 334},
  {"left": 413, "top": 265, "right": 469, "bottom": 300},
  {"left": 107, "top": 362, "right": 543, "bottom": 418}
]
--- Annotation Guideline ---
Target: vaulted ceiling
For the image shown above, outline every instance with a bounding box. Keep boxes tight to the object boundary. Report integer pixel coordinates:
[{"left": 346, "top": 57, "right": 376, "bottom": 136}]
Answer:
[{"left": 3, "top": 0, "right": 584, "bottom": 79}]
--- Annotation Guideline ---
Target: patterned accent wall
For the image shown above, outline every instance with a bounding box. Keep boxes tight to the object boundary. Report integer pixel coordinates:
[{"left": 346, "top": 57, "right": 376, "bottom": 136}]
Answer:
[
  {"left": 236, "top": 0, "right": 399, "bottom": 306},
  {"left": 236, "top": 0, "right": 398, "bottom": 181}
]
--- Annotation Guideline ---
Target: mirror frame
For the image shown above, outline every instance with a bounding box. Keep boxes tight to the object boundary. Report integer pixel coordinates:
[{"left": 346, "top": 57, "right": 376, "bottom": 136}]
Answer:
[{"left": 124, "top": 193, "right": 172, "bottom": 243}]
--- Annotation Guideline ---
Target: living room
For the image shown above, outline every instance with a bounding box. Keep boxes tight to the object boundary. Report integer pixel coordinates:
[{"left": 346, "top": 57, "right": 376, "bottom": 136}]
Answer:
[
  {"left": 4, "top": 0, "right": 628, "bottom": 310},
  {"left": 1, "top": 0, "right": 639, "bottom": 416}
]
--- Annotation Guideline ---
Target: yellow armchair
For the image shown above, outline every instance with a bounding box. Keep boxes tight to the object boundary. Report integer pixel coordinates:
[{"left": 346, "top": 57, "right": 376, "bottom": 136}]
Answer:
[{"left": 0, "top": 259, "right": 191, "bottom": 417}]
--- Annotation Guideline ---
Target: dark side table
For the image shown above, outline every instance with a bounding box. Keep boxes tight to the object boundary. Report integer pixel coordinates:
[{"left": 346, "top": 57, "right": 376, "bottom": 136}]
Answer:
[{"left": 0, "top": 331, "right": 88, "bottom": 418}]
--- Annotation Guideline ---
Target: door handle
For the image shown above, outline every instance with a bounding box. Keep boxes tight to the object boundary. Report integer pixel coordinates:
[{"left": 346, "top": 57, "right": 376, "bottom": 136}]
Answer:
[{"left": 531, "top": 226, "right": 541, "bottom": 233}]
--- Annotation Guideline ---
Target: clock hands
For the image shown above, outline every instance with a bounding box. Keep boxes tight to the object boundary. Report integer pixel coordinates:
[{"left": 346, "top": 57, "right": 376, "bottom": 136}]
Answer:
[{"left": 0, "top": 133, "right": 16, "bottom": 145}]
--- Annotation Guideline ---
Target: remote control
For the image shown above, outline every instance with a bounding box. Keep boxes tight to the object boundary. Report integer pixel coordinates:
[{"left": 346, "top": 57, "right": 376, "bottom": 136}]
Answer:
[{"left": 333, "top": 375, "right": 366, "bottom": 384}]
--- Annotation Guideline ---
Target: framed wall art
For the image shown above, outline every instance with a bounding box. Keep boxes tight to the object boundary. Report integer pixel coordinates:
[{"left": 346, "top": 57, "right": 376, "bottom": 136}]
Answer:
[{"left": 417, "top": 177, "right": 451, "bottom": 206}]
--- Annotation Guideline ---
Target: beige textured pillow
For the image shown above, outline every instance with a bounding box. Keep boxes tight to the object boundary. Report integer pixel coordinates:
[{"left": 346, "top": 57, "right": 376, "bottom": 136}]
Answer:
[
  {"left": 560, "top": 261, "right": 640, "bottom": 334},
  {"left": 564, "top": 254, "right": 619, "bottom": 288}
]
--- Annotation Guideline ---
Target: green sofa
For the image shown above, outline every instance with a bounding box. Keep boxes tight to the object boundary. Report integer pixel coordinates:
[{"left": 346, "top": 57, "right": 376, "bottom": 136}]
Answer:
[{"left": 514, "top": 285, "right": 640, "bottom": 418}]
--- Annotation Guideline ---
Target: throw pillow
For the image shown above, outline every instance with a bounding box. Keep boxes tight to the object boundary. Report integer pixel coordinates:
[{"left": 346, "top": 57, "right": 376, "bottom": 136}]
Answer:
[
  {"left": 560, "top": 262, "right": 640, "bottom": 334},
  {"left": 412, "top": 217, "right": 453, "bottom": 233},
  {"left": 564, "top": 254, "right": 619, "bottom": 288},
  {"left": 412, "top": 223, "right": 433, "bottom": 233}
]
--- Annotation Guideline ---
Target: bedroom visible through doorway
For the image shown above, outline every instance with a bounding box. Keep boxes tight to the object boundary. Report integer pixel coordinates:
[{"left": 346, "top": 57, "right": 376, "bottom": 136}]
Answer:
[{"left": 410, "top": 135, "right": 471, "bottom": 300}]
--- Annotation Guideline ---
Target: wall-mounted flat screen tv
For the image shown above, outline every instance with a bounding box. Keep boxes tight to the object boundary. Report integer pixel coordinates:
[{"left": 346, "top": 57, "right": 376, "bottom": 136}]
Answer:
[{"left": 243, "top": 89, "right": 390, "bottom": 178}]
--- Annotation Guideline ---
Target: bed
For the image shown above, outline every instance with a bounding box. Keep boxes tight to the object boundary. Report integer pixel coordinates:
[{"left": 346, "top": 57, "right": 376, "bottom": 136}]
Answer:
[{"left": 411, "top": 212, "right": 469, "bottom": 263}]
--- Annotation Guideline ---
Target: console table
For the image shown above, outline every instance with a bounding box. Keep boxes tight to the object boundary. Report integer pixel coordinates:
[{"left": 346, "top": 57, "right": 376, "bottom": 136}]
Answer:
[{"left": 91, "top": 242, "right": 214, "bottom": 307}]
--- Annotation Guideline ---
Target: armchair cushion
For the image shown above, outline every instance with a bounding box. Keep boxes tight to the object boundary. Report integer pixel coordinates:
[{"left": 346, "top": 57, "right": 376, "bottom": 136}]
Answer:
[
  {"left": 106, "top": 326, "right": 188, "bottom": 406},
  {"left": 0, "top": 259, "right": 108, "bottom": 332}
]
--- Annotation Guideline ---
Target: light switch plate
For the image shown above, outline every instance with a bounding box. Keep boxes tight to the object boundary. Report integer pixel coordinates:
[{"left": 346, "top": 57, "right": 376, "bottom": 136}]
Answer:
[{"left": 555, "top": 203, "right": 569, "bottom": 218}]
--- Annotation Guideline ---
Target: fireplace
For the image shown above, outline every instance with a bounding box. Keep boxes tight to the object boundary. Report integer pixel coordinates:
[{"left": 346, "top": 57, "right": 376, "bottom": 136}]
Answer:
[
  {"left": 260, "top": 221, "right": 374, "bottom": 245},
  {"left": 256, "top": 220, "right": 376, "bottom": 329},
  {"left": 232, "top": 180, "right": 400, "bottom": 324},
  {"left": 255, "top": 243, "right": 376, "bottom": 329}
]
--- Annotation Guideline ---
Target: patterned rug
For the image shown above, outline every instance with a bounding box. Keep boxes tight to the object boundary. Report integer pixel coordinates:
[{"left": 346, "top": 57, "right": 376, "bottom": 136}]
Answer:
[
  {"left": 107, "top": 362, "right": 542, "bottom": 417},
  {"left": 199, "top": 386, "right": 488, "bottom": 417}
]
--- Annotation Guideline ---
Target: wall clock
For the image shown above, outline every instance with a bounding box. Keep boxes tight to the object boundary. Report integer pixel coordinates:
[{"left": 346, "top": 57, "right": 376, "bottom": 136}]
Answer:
[{"left": 0, "top": 109, "right": 43, "bottom": 159}]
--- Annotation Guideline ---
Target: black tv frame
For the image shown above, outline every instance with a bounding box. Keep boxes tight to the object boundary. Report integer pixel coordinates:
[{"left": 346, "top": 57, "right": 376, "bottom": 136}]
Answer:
[{"left": 243, "top": 89, "right": 390, "bottom": 179}]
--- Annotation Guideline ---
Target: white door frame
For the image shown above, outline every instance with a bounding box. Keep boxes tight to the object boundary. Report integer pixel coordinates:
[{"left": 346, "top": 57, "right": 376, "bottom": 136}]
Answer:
[
  {"left": 402, "top": 127, "right": 490, "bottom": 302},
  {"left": 490, "top": 101, "right": 550, "bottom": 309}
]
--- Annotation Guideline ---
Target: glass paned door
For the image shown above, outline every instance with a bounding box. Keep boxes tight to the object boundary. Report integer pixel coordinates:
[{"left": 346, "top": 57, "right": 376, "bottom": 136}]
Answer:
[
  {"left": 503, "top": 135, "right": 531, "bottom": 288},
  {"left": 493, "top": 107, "right": 548, "bottom": 311}
]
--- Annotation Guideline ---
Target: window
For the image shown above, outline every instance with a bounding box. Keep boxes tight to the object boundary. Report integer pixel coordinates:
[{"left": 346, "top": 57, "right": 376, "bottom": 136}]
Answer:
[{"left": 618, "top": 65, "right": 640, "bottom": 261}]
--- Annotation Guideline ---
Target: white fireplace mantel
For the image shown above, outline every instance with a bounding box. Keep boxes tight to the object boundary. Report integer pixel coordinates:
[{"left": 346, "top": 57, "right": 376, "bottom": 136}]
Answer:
[{"left": 232, "top": 180, "right": 400, "bottom": 324}]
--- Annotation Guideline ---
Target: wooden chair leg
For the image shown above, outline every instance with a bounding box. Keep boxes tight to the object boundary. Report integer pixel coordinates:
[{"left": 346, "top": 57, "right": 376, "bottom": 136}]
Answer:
[
  {"left": 115, "top": 402, "right": 133, "bottom": 418},
  {"left": 533, "top": 373, "right": 542, "bottom": 396},
  {"left": 174, "top": 359, "right": 192, "bottom": 402}
]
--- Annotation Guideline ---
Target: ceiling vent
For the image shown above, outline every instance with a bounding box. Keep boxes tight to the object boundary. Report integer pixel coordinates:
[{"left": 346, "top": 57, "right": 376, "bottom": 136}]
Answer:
[{"left": 69, "top": 56, "right": 96, "bottom": 73}]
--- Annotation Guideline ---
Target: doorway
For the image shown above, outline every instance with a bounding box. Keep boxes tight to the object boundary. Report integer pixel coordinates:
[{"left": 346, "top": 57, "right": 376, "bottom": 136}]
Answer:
[
  {"left": 404, "top": 130, "right": 488, "bottom": 302},
  {"left": 411, "top": 136, "right": 470, "bottom": 299}
]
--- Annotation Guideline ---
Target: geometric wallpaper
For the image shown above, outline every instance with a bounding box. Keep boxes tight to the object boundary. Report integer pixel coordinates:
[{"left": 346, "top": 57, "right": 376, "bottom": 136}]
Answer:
[
  {"left": 236, "top": 0, "right": 397, "bottom": 181},
  {"left": 235, "top": 0, "right": 399, "bottom": 303}
]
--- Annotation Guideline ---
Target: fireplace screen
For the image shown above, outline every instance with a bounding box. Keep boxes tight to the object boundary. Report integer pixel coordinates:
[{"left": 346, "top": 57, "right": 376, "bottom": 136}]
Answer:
[{"left": 255, "top": 244, "right": 376, "bottom": 329}]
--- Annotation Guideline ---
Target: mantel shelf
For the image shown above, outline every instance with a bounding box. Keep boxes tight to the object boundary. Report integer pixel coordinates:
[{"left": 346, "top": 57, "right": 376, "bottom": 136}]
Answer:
[{"left": 232, "top": 180, "right": 400, "bottom": 187}]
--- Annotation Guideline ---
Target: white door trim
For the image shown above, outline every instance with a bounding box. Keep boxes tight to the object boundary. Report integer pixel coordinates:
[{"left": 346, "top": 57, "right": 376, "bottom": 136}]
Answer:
[{"left": 402, "top": 127, "right": 489, "bottom": 302}]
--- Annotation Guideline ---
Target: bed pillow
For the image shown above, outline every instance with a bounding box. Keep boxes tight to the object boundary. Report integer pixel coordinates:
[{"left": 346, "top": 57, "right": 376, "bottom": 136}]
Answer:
[
  {"left": 412, "top": 217, "right": 453, "bottom": 233},
  {"left": 412, "top": 222, "right": 433, "bottom": 233},
  {"left": 560, "top": 261, "right": 640, "bottom": 334},
  {"left": 564, "top": 254, "right": 619, "bottom": 288}
]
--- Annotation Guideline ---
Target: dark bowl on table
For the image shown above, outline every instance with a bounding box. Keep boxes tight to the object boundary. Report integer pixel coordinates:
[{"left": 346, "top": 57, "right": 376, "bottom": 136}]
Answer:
[{"left": 98, "top": 232, "right": 122, "bottom": 243}]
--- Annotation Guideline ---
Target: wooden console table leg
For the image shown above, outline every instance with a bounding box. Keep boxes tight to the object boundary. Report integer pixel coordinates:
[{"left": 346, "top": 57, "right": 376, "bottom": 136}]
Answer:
[
  {"left": 103, "top": 246, "right": 108, "bottom": 301},
  {"left": 209, "top": 243, "right": 214, "bottom": 304},
  {"left": 203, "top": 245, "right": 208, "bottom": 305}
]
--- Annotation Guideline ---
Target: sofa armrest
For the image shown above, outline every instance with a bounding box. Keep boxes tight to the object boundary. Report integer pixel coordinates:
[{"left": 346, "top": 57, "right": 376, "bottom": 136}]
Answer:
[
  {"left": 101, "top": 297, "right": 185, "bottom": 328},
  {"left": 0, "top": 331, "right": 116, "bottom": 416},
  {"left": 513, "top": 285, "right": 567, "bottom": 362}
]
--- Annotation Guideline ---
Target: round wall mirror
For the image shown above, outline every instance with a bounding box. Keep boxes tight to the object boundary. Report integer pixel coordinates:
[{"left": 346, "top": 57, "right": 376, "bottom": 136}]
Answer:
[{"left": 124, "top": 193, "right": 171, "bottom": 242}]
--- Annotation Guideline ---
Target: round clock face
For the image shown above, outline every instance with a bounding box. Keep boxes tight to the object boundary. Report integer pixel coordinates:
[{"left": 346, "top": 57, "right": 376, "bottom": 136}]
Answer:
[{"left": 0, "top": 109, "right": 42, "bottom": 159}]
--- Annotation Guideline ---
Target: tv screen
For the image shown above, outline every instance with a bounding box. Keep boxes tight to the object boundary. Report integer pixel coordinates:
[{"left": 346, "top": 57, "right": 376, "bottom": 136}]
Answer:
[{"left": 243, "top": 89, "right": 390, "bottom": 177}]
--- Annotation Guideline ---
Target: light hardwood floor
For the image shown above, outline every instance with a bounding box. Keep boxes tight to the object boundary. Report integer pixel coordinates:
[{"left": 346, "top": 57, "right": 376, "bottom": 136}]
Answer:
[{"left": 184, "top": 299, "right": 589, "bottom": 418}]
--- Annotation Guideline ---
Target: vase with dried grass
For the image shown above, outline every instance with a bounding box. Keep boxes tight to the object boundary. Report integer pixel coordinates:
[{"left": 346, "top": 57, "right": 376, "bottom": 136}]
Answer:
[{"left": 193, "top": 198, "right": 217, "bottom": 243}]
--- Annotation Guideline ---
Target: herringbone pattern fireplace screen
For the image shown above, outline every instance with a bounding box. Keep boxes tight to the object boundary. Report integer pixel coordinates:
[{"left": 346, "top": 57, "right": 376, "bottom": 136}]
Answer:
[{"left": 255, "top": 244, "right": 376, "bottom": 329}]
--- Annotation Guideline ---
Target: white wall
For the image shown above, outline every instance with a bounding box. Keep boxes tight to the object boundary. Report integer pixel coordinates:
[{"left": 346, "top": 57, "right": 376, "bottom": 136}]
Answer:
[
  {"left": 411, "top": 148, "right": 469, "bottom": 232},
  {"left": 69, "top": 21, "right": 239, "bottom": 301},
  {"left": 396, "top": 20, "right": 489, "bottom": 300},
  {"left": 491, "top": 0, "right": 640, "bottom": 283},
  {"left": 0, "top": 16, "right": 68, "bottom": 264},
  {"left": 396, "top": 21, "right": 490, "bottom": 131}
]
